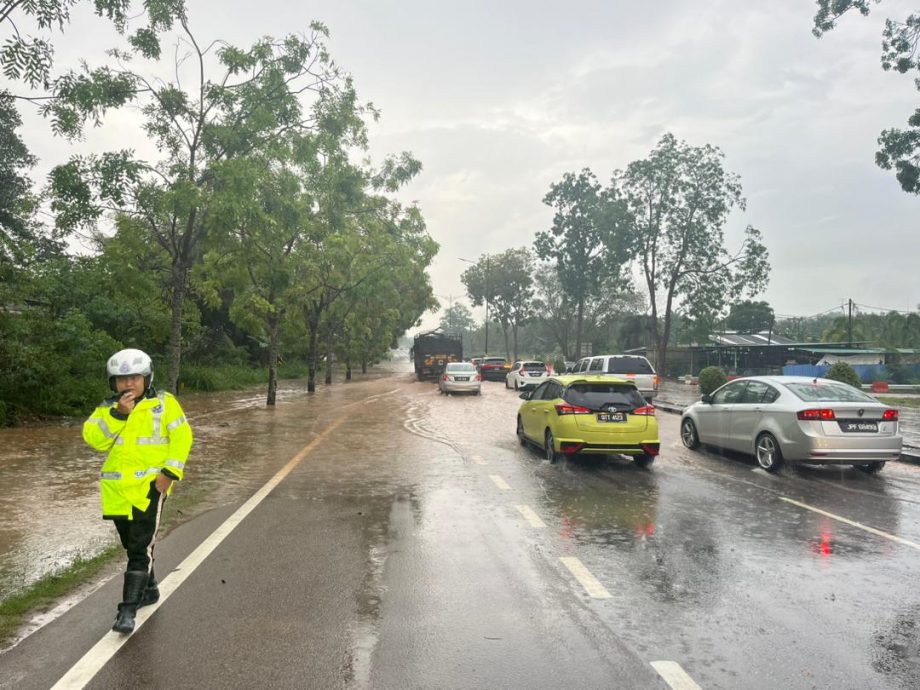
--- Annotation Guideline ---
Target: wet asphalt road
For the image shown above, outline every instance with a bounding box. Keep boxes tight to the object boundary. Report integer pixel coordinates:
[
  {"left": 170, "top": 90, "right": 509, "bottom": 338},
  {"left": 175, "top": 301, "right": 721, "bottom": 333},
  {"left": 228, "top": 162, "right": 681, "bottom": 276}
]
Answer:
[{"left": 4, "top": 371, "right": 920, "bottom": 689}]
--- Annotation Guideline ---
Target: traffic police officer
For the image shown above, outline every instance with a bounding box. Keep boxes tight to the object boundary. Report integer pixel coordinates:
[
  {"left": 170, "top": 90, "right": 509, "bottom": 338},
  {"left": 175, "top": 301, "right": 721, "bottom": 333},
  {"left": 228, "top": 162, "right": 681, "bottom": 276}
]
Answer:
[{"left": 83, "top": 349, "right": 193, "bottom": 634}]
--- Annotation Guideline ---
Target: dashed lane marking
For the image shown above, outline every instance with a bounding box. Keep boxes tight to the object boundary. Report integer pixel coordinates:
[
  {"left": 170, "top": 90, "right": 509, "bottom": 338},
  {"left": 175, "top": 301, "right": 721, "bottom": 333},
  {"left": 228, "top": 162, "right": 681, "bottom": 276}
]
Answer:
[
  {"left": 559, "top": 556, "right": 611, "bottom": 599},
  {"left": 779, "top": 497, "right": 920, "bottom": 551},
  {"left": 514, "top": 504, "right": 546, "bottom": 528},
  {"left": 490, "top": 475, "right": 511, "bottom": 491},
  {"left": 51, "top": 390, "right": 399, "bottom": 690},
  {"left": 651, "top": 661, "right": 703, "bottom": 690}
]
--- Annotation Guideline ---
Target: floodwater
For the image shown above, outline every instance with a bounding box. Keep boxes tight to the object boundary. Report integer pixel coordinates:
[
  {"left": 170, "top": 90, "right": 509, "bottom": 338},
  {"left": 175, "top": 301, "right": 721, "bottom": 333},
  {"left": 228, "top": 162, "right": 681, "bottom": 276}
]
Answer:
[{"left": 0, "top": 360, "right": 411, "bottom": 600}]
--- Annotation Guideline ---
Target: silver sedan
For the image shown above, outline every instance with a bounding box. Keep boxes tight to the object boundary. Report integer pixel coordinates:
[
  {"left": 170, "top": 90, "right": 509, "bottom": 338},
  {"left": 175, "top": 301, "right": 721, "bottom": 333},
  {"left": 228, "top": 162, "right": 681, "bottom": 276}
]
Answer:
[
  {"left": 680, "top": 375, "right": 902, "bottom": 473},
  {"left": 438, "top": 362, "right": 482, "bottom": 395}
]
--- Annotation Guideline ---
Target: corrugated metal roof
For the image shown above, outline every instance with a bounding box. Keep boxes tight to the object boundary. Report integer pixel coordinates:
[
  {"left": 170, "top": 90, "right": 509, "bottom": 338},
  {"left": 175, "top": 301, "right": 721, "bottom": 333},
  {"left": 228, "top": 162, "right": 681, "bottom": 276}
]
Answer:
[{"left": 709, "top": 332, "right": 796, "bottom": 346}]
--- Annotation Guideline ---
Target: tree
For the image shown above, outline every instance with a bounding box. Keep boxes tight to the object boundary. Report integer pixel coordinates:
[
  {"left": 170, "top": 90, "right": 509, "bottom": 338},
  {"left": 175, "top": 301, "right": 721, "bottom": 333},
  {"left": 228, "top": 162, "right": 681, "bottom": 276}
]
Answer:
[
  {"left": 611, "top": 133, "right": 770, "bottom": 373},
  {"left": 825, "top": 361, "right": 862, "bottom": 388},
  {"left": 487, "top": 248, "right": 536, "bottom": 361},
  {"left": 49, "top": 18, "right": 361, "bottom": 392},
  {"left": 535, "top": 169, "right": 633, "bottom": 358},
  {"left": 813, "top": 1, "right": 920, "bottom": 194},
  {"left": 1, "top": 1, "right": 184, "bottom": 92},
  {"left": 439, "top": 303, "right": 474, "bottom": 334},
  {"left": 726, "top": 300, "right": 775, "bottom": 334},
  {"left": 460, "top": 254, "right": 499, "bottom": 354}
]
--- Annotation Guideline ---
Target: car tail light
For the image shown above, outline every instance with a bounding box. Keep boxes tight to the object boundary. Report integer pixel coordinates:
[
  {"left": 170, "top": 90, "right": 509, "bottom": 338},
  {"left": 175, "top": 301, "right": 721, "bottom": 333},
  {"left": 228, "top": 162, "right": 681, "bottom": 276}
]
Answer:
[
  {"left": 632, "top": 405, "right": 656, "bottom": 416},
  {"left": 653, "top": 376, "right": 660, "bottom": 387},
  {"left": 474, "top": 374, "right": 482, "bottom": 382},
  {"left": 560, "top": 442, "right": 585, "bottom": 455},
  {"left": 797, "top": 409, "right": 836, "bottom": 421},
  {"left": 442, "top": 374, "right": 449, "bottom": 382},
  {"left": 555, "top": 403, "right": 592, "bottom": 415},
  {"left": 641, "top": 443, "right": 660, "bottom": 456},
  {"left": 883, "top": 409, "right": 899, "bottom": 421}
]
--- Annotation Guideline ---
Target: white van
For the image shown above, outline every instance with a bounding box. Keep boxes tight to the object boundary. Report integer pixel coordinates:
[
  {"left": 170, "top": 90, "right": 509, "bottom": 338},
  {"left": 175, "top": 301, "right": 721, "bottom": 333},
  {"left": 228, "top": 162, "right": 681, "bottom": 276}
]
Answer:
[{"left": 572, "top": 354, "right": 659, "bottom": 401}]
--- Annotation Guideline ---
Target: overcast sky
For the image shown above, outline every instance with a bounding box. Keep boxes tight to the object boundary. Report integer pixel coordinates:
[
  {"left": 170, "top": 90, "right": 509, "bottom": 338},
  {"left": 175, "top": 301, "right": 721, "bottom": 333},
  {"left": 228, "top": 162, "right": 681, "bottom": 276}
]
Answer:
[{"left": 17, "top": 0, "right": 919, "bottom": 330}]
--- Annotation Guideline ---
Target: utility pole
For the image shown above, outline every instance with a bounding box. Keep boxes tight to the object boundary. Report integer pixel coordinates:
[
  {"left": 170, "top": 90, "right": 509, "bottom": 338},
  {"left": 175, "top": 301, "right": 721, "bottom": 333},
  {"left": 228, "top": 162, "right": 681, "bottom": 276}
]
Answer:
[{"left": 847, "top": 298, "right": 853, "bottom": 348}]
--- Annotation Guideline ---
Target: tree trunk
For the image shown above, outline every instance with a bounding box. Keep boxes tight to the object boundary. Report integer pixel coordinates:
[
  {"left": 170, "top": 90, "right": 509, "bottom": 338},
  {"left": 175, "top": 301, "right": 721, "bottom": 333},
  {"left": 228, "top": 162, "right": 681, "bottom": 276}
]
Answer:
[
  {"left": 512, "top": 323, "right": 519, "bottom": 362},
  {"left": 345, "top": 361, "right": 352, "bottom": 381},
  {"left": 501, "top": 323, "right": 511, "bottom": 361},
  {"left": 324, "top": 343, "right": 333, "bottom": 385},
  {"left": 574, "top": 298, "right": 585, "bottom": 361},
  {"left": 266, "top": 312, "right": 280, "bottom": 406},
  {"left": 306, "top": 316, "right": 319, "bottom": 393},
  {"left": 361, "top": 357, "right": 367, "bottom": 374},
  {"left": 166, "top": 264, "right": 189, "bottom": 394}
]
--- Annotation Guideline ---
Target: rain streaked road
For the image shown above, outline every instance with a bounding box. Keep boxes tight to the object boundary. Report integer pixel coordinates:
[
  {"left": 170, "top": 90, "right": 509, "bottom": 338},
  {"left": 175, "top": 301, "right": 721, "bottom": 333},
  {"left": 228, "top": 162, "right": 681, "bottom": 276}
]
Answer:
[{"left": 3, "top": 365, "right": 920, "bottom": 689}]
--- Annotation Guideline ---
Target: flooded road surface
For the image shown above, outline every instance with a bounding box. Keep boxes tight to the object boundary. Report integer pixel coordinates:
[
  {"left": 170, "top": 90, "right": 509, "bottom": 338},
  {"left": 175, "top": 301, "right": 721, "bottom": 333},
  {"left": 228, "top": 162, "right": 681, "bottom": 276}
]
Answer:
[{"left": 4, "top": 363, "right": 920, "bottom": 688}]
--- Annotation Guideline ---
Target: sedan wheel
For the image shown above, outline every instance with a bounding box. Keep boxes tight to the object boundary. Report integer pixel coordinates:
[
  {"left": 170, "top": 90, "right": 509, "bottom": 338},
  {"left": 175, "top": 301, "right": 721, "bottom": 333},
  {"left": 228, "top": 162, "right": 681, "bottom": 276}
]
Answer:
[
  {"left": 680, "top": 418, "right": 700, "bottom": 450},
  {"left": 856, "top": 461, "right": 885, "bottom": 474},
  {"left": 634, "top": 454, "right": 655, "bottom": 468},
  {"left": 755, "top": 433, "right": 784, "bottom": 472},
  {"left": 517, "top": 416, "right": 526, "bottom": 445},
  {"left": 545, "top": 429, "right": 559, "bottom": 463}
]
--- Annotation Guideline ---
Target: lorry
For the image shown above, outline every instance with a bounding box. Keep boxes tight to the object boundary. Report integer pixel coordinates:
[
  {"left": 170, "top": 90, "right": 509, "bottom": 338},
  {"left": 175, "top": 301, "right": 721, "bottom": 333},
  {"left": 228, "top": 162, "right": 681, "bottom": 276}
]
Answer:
[{"left": 411, "top": 330, "right": 463, "bottom": 381}]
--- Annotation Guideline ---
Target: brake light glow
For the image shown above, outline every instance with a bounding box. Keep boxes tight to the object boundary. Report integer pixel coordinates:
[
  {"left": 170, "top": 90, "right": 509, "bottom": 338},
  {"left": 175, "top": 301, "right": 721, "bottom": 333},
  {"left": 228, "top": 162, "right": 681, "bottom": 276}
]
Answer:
[
  {"left": 883, "top": 409, "right": 899, "bottom": 421},
  {"left": 632, "top": 405, "right": 656, "bottom": 416},
  {"left": 797, "top": 409, "right": 836, "bottom": 421},
  {"left": 653, "top": 376, "right": 660, "bottom": 387},
  {"left": 641, "top": 443, "right": 660, "bottom": 456},
  {"left": 475, "top": 374, "right": 482, "bottom": 382},
  {"left": 442, "top": 374, "right": 449, "bottom": 382},
  {"left": 555, "top": 403, "right": 592, "bottom": 415}
]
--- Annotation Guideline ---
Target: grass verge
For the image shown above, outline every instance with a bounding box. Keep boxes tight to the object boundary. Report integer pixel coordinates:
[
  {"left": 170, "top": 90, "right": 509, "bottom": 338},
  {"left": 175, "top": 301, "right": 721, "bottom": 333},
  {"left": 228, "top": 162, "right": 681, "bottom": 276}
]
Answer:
[
  {"left": 878, "top": 396, "right": 920, "bottom": 409},
  {"left": 0, "top": 545, "right": 121, "bottom": 649}
]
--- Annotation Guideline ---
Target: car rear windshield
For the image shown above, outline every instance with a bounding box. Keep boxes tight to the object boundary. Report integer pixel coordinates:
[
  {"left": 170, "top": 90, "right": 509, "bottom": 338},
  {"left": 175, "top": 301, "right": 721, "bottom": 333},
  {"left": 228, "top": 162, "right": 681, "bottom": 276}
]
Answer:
[
  {"left": 446, "top": 363, "right": 477, "bottom": 372},
  {"left": 483, "top": 358, "right": 505, "bottom": 365},
  {"left": 523, "top": 362, "right": 546, "bottom": 370},
  {"left": 784, "top": 381, "right": 875, "bottom": 403},
  {"left": 606, "top": 357, "right": 654, "bottom": 375},
  {"left": 563, "top": 383, "right": 645, "bottom": 411}
]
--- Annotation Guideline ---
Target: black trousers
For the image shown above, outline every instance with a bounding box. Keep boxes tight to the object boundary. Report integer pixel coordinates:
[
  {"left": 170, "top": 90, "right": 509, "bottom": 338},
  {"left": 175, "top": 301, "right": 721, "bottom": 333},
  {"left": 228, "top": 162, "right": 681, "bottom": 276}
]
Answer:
[{"left": 112, "top": 481, "right": 166, "bottom": 573}]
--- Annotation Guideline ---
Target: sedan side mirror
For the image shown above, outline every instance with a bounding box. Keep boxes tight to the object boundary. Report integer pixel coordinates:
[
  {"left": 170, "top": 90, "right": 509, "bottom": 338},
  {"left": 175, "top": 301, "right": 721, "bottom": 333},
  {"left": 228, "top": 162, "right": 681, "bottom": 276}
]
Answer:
[
  {"left": 701, "top": 394, "right": 712, "bottom": 404},
  {"left": 519, "top": 392, "right": 531, "bottom": 400}
]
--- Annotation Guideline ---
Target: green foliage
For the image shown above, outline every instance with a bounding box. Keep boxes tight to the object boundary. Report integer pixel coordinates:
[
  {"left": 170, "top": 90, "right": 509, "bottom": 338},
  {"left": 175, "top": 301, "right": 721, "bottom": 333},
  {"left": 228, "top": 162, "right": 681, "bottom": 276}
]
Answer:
[
  {"left": 699, "top": 366, "right": 728, "bottom": 396},
  {"left": 813, "top": 2, "right": 920, "bottom": 194},
  {"left": 726, "top": 300, "right": 775, "bottom": 333},
  {"left": 825, "top": 361, "right": 862, "bottom": 388}
]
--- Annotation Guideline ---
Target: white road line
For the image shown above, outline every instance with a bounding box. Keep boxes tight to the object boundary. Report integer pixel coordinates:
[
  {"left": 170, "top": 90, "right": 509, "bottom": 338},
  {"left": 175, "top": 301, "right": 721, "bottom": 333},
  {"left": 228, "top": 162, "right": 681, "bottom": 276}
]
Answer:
[
  {"left": 651, "top": 661, "right": 702, "bottom": 690},
  {"left": 559, "top": 556, "right": 611, "bottom": 599},
  {"left": 471, "top": 455, "right": 486, "bottom": 465},
  {"left": 52, "top": 390, "right": 399, "bottom": 689},
  {"left": 514, "top": 504, "right": 546, "bottom": 528},
  {"left": 490, "top": 474, "right": 511, "bottom": 491},
  {"left": 779, "top": 497, "right": 920, "bottom": 551}
]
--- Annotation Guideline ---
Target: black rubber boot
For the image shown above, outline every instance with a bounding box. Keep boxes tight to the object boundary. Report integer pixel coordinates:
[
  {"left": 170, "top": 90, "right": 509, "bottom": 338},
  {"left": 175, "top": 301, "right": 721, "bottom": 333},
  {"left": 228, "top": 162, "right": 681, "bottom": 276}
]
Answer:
[
  {"left": 112, "top": 570, "right": 148, "bottom": 634},
  {"left": 139, "top": 569, "right": 159, "bottom": 607}
]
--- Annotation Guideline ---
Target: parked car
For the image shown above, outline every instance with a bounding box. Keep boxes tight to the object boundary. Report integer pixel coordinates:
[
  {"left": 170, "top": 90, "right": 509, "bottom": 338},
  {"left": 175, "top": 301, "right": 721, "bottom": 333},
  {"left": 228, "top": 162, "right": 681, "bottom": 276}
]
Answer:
[
  {"left": 505, "top": 360, "right": 549, "bottom": 390},
  {"left": 564, "top": 361, "right": 576, "bottom": 373},
  {"left": 479, "top": 357, "right": 511, "bottom": 381},
  {"left": 679, "top": 375, "right": 902, "bottom": 473},
  {"left": 516, "top": 375, "right": 660, "bottom": 467},
  {"left": 439, "top": 362, "right": 482, "bottom": 395},
  {"left": 572, "top": 354, "right": 659, "bottom": 401},
  {"left": 470, "top": 357, "right": 483, "bottom": 368}
]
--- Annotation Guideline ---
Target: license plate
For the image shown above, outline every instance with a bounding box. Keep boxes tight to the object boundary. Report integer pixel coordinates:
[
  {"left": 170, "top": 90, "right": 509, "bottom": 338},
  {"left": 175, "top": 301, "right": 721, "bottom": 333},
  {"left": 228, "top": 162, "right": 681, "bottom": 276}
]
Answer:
[
  {"left": 597, "top": 412, "right": 626, "bottom": 423},
  {"left": 454, "top": 377, "right": 468, "bottom": 381},
  {"left": 839, "top": 420, "right": 878, "bottom": 433}
]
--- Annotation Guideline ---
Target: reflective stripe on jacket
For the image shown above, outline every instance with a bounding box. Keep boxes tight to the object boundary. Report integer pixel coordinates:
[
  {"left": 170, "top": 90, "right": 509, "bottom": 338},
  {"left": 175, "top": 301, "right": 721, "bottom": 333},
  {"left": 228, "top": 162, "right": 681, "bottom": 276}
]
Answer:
[{"left": 83, "top": 390, "right": 193, "bottom": 519}]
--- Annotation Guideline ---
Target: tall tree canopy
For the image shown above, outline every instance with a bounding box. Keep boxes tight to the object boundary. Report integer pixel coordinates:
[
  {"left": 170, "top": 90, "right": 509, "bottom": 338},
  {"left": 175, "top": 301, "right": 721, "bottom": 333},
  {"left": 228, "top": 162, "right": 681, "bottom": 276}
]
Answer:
[
  {"left": 611, "top": 133, "right": 770, "bottom": 374},
  {"left": 813, "top": 0, "right": 920, "bottom": 193},
  {"left": 535, "top": 169, "right": 633, "bottom": 359}
]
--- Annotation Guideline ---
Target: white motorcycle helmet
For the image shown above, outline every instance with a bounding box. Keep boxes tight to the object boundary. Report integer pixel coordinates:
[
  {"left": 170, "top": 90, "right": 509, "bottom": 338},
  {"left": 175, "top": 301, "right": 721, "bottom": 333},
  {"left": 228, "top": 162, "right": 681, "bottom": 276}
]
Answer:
[{"left": 107, "top": 348, "right": 154, "bottom": 392}]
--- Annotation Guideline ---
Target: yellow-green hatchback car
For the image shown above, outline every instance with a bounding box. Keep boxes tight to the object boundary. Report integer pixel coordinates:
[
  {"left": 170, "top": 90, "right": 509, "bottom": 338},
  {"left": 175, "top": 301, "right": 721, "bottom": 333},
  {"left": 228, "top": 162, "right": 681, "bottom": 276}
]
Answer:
[{"left": 516, "top": 375, "right": 660, "bottom": 467}]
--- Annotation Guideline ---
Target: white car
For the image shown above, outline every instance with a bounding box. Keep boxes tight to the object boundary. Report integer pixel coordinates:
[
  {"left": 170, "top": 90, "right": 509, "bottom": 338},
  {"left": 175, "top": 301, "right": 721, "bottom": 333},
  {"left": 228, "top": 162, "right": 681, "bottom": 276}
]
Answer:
[
  {"left": 571, "top": 354, "right": 659, "bottom": 401},
  {"left": 505, "top": 361, "right": 549, "bottom": 390},
  {"left": 439, "top": 362, "right": 482, "bottom": 395}
]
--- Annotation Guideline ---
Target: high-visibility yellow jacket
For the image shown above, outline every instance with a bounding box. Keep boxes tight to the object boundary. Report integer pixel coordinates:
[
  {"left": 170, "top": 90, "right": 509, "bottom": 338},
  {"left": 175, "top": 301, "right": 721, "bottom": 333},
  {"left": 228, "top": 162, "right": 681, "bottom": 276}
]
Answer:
[{"left": 83, "top": 389, "right": 193, "bottom": 519}]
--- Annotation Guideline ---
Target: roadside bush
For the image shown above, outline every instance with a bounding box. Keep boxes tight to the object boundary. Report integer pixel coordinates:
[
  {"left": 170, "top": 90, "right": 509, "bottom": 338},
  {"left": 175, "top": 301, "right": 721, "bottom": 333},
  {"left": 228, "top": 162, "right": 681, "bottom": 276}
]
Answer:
[
  {"left": 824, "top": 362, "right": 861, "bottom": 389},
  {"left": 553, "top": 358, "right": 565, "bottom": 374},
  {"left": 699, "top": 366, "right": 727, "bottom": 396}
]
